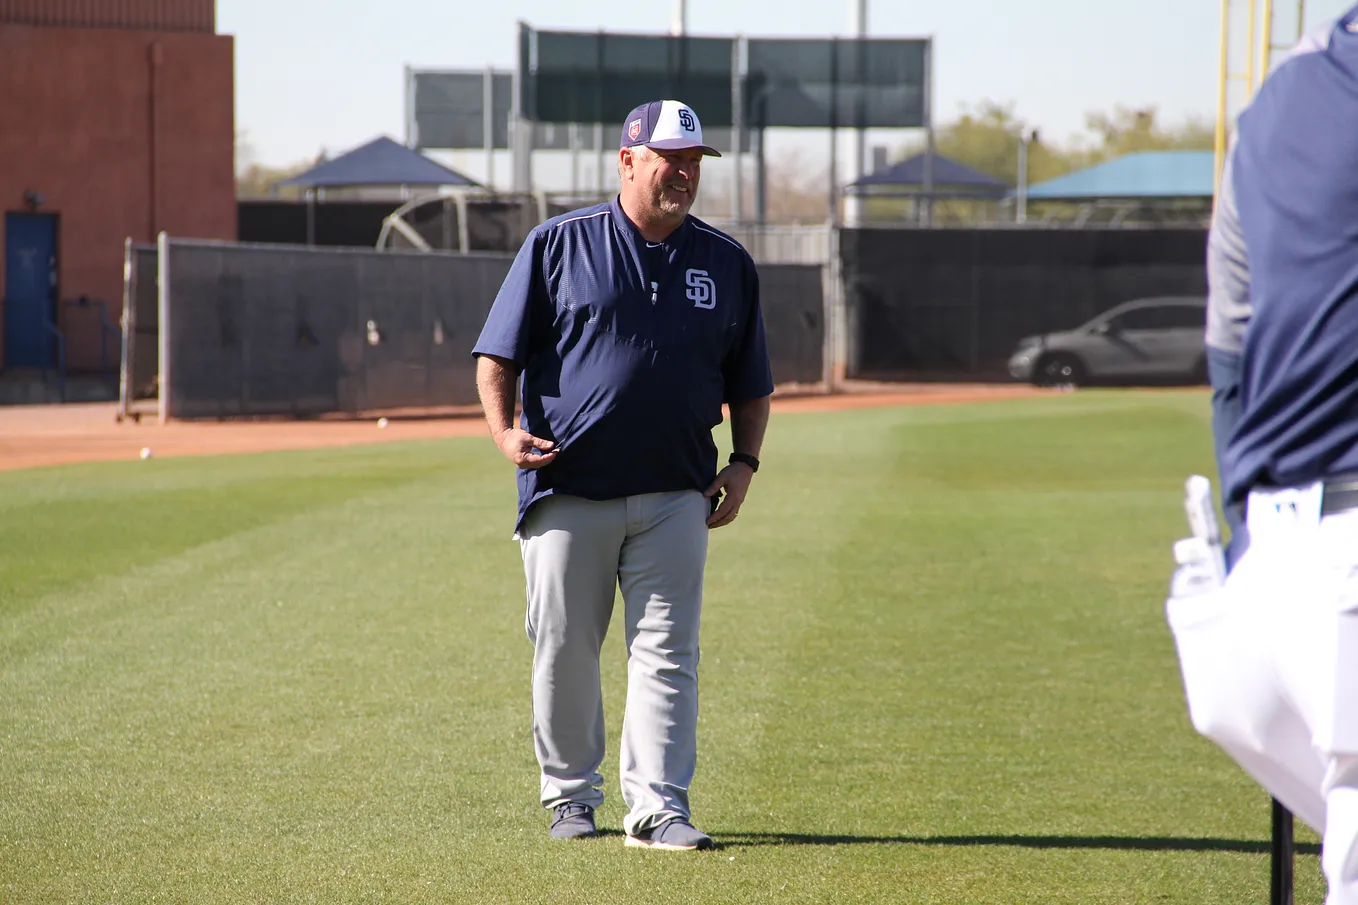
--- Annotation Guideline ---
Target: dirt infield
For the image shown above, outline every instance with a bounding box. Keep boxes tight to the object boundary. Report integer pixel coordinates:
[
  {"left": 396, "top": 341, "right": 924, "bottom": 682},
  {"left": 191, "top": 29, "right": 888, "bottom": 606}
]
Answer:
[{"left": 0, "top": 383, "right": 1044, "bottom": 473}]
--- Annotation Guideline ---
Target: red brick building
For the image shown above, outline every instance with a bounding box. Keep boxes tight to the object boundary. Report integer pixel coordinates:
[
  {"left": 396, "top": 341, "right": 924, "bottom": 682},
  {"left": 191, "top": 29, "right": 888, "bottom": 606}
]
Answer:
[{"left": 0, "top": 0, "right": 235, "bottom": 376}]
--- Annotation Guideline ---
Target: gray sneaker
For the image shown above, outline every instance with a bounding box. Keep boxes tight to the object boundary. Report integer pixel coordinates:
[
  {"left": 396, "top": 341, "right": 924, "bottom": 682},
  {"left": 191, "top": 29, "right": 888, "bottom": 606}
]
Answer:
[
  {"left": 624, "top": 818, "right": 714, "bottom": 851},
  {"left": 549, "top": 802, "right": 598, "bottom": 840}
]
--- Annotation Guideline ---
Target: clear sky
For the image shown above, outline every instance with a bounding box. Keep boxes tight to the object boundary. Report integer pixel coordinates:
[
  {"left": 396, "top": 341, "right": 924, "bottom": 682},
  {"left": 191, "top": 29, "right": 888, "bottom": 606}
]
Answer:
[{"left": 221, "top": 0, "right": 1351, "bottom": 188}]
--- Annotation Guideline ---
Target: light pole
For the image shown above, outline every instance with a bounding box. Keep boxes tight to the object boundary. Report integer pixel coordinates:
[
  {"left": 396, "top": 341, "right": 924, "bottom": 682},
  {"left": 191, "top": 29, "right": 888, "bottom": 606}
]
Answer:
[
  {"left": 1017, "top": 128, "right": 1039, "bottom": 224},
  {"left": 842, "top": 0, "right": 869, "bottom": 226}
]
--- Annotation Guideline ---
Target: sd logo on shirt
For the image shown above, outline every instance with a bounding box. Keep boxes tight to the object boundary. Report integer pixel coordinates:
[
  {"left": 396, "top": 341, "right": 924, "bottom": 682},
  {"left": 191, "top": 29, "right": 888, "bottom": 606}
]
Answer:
[{"left": 686, "top": 269, "right": 715, "bottom": 309}]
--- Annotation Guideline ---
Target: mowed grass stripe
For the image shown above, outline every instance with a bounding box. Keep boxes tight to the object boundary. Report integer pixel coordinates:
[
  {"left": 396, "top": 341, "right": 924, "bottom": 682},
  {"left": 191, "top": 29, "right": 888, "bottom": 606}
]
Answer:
[
  {"left": 3, "top": 442, "right": 543, "bottom": 900},
  {"left": 0, "top": 442, "right": 482, "bottom": 620},
  {"left": 0, "top": 392, "right": 1325, "bottom": 904}
]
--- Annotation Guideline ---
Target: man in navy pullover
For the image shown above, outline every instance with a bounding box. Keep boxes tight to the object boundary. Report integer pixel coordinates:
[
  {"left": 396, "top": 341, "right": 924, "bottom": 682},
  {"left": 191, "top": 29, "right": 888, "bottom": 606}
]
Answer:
[
  {"left": 473, "top": 99, "right": 773, "bottom": 851},
  {"left": 1168, "top": 11, "right": 1358, "bottom": 902}
]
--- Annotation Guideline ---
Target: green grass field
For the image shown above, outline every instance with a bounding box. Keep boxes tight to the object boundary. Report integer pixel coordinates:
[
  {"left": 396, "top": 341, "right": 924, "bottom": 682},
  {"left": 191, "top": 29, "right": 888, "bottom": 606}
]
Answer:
[{"left": 0, "top": 390, "right": 1324, "bottom": 903}]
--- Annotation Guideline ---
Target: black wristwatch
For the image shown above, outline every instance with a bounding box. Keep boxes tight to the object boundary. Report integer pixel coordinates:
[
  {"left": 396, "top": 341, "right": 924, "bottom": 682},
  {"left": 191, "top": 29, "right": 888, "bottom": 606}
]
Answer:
[{"left": 729, "top": 452, "right": 760, "bottom": 473}]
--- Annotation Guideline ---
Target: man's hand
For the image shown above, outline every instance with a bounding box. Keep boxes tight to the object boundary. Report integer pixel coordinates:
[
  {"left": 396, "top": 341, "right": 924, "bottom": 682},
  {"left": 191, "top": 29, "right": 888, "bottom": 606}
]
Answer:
[
  {"left": 494, "top": 428, "right": 559, "bottom": 469},
  {"left": 704, "top": 463, "right": 754, "bottom": 529}
]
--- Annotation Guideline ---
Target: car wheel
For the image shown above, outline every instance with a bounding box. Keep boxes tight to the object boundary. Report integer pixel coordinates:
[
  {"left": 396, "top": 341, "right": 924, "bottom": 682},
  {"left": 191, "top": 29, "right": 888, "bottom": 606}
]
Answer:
[{"left": 1034, "top": 352, "right": 1085, "bottom": 387}]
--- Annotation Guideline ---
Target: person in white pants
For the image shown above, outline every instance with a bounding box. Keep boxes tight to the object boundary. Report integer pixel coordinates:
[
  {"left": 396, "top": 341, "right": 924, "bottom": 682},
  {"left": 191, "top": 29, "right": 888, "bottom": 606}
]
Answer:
[
  {"left": 1170, "top": 481, "right": 1358, "bottom": 900},
  {"left": 1167, "top": 9, "right": 1358, "bottom": 902}
]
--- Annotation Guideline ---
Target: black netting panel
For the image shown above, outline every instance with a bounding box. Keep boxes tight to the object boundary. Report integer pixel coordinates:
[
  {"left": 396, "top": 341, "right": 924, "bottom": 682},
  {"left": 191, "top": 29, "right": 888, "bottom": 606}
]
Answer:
[
  {"left": 759, "top": 264, "right": 823, "bottom": 385},
  {"left": 159, "top": 241, "right": 825, "bottom": 419},
  {"left": 164, "top": 241, "right": 512, "bottom": 418},
  {"left": 466, "top": 201, "right": 540, "bottom": 253},
  {"left": 841, "top": 228, "right": 1209, "bottom": 379},
  {"left": 238, "top": 201, "right": 397, "bottom": 248},
  {"left": 130, "top": 245, "right": 159, "bottom": 400}
]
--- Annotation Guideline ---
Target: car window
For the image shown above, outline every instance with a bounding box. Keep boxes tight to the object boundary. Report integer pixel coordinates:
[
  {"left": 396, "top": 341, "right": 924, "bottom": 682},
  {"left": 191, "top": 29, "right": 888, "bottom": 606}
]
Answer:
[
  {"left": 1112, "top": 308, "right": 1165, "bottom": 330},
  {"left": 1160, "top": 305, "right": 1208, "bottom": 328},
  {"left": 1114, "top": 305, "right": 1205, "bottom": 330}
]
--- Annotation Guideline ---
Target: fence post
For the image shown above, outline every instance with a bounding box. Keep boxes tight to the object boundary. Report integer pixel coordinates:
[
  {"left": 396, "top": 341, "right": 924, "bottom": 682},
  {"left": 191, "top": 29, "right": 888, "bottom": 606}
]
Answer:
[
  {"left": 823, "top": 224, "right": 847, "bottom": 389},
  {"left": 157, "top": 231, "right": 171, "bottom": 424},
  {"left": 118, "top": 237, "right": 136, "bottom": 421}
]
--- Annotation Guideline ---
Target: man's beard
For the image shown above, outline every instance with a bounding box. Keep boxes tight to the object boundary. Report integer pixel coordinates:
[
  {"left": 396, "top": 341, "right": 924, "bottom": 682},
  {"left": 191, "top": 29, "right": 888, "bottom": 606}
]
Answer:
[{"left": 655, "top": 186, "right": 694, "bottom": 217}]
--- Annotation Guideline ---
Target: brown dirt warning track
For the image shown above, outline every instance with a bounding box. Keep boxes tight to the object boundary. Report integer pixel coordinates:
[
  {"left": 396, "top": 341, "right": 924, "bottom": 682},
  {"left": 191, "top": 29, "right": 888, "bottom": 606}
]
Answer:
[{"left": 0, "top": 383, "right": 1045, "bottom": 473}]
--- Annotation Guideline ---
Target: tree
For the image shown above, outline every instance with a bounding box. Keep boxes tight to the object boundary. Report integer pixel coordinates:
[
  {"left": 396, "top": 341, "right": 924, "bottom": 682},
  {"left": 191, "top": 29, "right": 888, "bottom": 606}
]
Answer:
[
  {"left": 234, "top": 130, "right": 321, "bottom": 200},
  {"left": 895, "top": 100, "right": 1214, "bottom": 188},
  {"left": 1076, "top": 105, "right": 1215, "bottom": 164},
  {"left": 235, "top": 163, "right": 316, "bottom": 200},
  {"left": 893, "top": 100, "right": 1073, "bottom": 188},
  {"left": 703, "top": 147, "right": 832, "bottom": 225},
  {"left": 932, "top": 100, "right": 1023, "bottom": 185},
  {"left": 765, "top": 148, "right": 833, "bottom": 225}
]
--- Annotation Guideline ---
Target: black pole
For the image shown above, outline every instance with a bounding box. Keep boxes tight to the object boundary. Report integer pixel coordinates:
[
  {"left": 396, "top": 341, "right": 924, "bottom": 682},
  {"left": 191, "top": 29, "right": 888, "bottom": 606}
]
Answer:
[
  {"left": 755, "top": 126, "right": 766, "bottom": 227},
  {"left": 827, "top": 37, "right": 838, "bottom": 226},
  {"left": 1270, "top": 797, "right": 1294, "bottom": 905}
]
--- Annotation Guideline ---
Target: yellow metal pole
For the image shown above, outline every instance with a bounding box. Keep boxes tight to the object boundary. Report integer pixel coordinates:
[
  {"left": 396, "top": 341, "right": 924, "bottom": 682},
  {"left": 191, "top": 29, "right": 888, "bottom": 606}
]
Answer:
[
  {"left": 1297, "top": 0, "right": 1306, "bottom": 40},
  {"left": 1260, "top": 0, "right": 1275, "bottom": 87},
  {"left": 1246, "top": 0, "right": 1258, "bottom": 94},
  {"left": 1215, "top": 0, "right": 1232, "bottom": 197}
]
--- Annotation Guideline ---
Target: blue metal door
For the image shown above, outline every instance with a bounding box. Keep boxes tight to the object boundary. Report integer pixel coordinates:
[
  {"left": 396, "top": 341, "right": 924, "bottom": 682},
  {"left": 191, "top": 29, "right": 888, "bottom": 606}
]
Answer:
[{"left": 4, "top": 212, "right": 58, "bottom": 369}]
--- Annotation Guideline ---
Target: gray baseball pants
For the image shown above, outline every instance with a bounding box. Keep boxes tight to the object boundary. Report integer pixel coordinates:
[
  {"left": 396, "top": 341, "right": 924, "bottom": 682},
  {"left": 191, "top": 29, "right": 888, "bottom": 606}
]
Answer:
[{"left": 518, "top": 489, "right": 709, "bottom": 836}]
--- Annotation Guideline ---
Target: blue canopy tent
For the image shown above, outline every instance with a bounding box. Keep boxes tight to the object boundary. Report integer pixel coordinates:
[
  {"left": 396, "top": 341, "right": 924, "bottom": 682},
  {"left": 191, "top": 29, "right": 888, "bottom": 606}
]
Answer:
[
  {"left": 276, "top": 136, "right": 481, "bottom": 244},
  {"left": 1015, "top": 150, "right": 1215, "bottom": 226},
  {"left": 844, "top": 152, "right": 1010, "bottom": 224},
  {"left": 1019, "top": 150, "right": 1214, "bottom": 202},
  {"left": 847, "top": 152, "right": 1010, "bottom": 198},
  {"left": 277, "top": 136, "right": 479, "bottom": 192}
]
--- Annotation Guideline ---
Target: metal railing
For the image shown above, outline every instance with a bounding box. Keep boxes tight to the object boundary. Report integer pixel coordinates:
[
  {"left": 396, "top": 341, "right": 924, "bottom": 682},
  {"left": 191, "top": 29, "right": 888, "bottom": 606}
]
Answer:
[
  {"left": 64, "top": 295, "right": 123, "bottom": 374},
  {"left": 1, "top": 296, "right": 124, "bottom": 403},
  {"left": 41, "top": 316, "right": 67, "bottom": 403}
]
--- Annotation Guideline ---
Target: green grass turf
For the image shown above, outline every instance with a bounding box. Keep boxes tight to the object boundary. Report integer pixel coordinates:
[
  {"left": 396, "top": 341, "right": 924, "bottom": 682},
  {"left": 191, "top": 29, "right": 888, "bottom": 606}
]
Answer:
[{"left": 0, "top": 390, "right": 1325, "bottom": 903}]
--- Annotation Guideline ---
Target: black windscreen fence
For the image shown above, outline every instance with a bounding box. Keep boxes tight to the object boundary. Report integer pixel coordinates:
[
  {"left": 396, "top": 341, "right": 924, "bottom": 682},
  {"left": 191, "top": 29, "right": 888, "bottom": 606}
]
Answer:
[
  {"left": 840, "top": 228, "right": 1209, "bottom": 378},
  {"left": 147, "top": 240, "right": 823, "bottom": 419},
  {"left": 162, "top": 241, "right": 513, "bottom": 417},
  {"left": 238, "top": 201, "right": 395, "bottom": 248},
  {"left": 760, "top": 264, "right": 823, "bottom": 385}
]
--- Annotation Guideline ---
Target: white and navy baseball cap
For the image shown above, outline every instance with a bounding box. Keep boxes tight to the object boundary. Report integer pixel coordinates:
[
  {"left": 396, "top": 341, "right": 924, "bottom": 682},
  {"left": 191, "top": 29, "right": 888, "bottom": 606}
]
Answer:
[{"left": 620, "top": 100, "right": 721, "bottom": 157}]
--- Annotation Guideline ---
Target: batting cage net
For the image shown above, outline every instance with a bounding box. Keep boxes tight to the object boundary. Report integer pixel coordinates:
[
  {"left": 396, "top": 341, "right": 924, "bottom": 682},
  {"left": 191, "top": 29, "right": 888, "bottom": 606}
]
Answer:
[
  {"left": 134, "top": 237, "right": 825, "bottom": 421},
  {"left": 379, "top": 195, "right": 545, "bottom": 254}
]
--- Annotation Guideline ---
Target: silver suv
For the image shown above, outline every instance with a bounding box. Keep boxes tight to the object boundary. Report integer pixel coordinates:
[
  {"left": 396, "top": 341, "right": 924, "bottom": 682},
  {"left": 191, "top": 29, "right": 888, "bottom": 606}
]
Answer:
[{"left": 1008, "top": 297, "right": 1207, "bottom": 386}]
